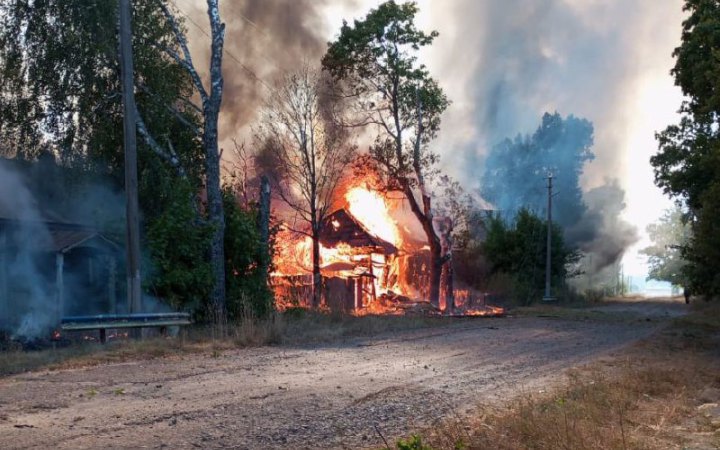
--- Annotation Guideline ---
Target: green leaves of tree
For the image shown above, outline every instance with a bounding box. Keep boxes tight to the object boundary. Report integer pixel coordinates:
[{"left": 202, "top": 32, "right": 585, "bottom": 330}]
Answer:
[
  {"left": 482, "top": 209, "right": 578, "bottom": 305},
  {"left": 651, "top": 0, "right": 720, "bottom": 295}
]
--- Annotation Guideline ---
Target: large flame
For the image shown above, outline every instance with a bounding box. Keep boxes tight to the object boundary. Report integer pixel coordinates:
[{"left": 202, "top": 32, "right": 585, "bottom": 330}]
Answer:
[
  {"left": 268, "top": 173, "right": 504, "bottom": 317},
  {"left": 345, "top": 187, "right": 402, "bottom": 248}
]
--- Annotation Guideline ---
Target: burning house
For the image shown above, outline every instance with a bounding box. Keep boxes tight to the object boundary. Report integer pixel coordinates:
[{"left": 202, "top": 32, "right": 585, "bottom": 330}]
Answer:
[
  {"left": 271, "top": 181, "right": 504, "bottom": 317},
  {"left": 318, "top": 208, "right": 397, "bottom": 311}
]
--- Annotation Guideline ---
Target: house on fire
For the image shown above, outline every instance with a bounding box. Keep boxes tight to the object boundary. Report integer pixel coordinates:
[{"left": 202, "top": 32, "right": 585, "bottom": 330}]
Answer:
[
  {"left": 272, "top": 208, "right": 401, "bottom": 310},
  {"left": 0, "top": 156, "right": 121, "bottom": 336},
  {"left": 320, "top": 209, "right": 397, "bottom": 310}
]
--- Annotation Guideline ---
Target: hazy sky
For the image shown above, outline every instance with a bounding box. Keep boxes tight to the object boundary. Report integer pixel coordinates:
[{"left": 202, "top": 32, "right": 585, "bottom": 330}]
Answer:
[
  {"left": 325, "top": 0, "right": 686, "bottom": 278},
  {"left": 178, "top": 0, "right": 687, "bottom": 278}
]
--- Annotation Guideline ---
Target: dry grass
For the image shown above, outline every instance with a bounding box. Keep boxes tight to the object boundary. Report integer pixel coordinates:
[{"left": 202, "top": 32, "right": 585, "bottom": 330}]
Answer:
[
  {"left": 0, "top": 309, "right": 449, "bottom": 377},
  {"left": 396, "top": 302, "right": 720, "bottom": 450},
  {"left": 279, "top": 308, "right": 443, "bottom": 345}
]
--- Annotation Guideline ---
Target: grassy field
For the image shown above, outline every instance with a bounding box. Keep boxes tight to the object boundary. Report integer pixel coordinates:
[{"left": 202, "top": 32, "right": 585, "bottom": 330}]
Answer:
[{"left": 390, "top": 302, "right": 720, "bottom": 450}]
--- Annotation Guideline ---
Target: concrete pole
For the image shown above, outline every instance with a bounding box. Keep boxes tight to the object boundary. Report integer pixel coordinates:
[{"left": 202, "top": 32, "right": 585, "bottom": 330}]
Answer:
[
  {"left": 119, "top": 0, "right": 142, "bottom": 314},
  {"left": 0, "top": 231, "right": 6, "bottom": 327},
  {"left": 543, "top": 173, "right": 555, "bottom": 301},
  {"left": 55, "top": 252, "right": 64, "bottom": 322}
]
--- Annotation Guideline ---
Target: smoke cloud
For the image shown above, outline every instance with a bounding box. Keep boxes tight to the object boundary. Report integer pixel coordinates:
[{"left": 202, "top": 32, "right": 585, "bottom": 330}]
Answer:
[
  {"left": 0, "top": 163, "right": 54, "bottom": 338},
  {"left": 568, "top": 179, "right": 639, "bottom": 270},
  {"left": 176, "top": 0, "right": 681, "bottom": 272},
  {"left": 174, "top": 0, "right": 335, "bottom": 150},
  {"left": 418, "top": 0, "right": 682, "bottom": 271},
  {"left": 425, "top": 0, "right": 683, "bottom": 186}
]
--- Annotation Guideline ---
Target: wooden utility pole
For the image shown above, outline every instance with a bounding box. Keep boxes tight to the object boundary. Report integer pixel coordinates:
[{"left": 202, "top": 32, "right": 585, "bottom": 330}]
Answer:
[
  {"left": 543, "top": 173, "right": 556, "bottom": 302},
  {"left": 119, "top": 0, "right": 142, "bottom": 314}
]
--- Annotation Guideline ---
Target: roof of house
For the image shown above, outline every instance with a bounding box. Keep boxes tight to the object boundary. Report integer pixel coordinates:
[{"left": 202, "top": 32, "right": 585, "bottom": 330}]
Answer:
[
  {"left": 0, "top": 157, "right": 119, "bottom": 253},
  {"left": 320, "top": 209, "right": 397, "bottom": 255},
  {"left": 50, "top": 229, "right": 119, "bottom": 253}
]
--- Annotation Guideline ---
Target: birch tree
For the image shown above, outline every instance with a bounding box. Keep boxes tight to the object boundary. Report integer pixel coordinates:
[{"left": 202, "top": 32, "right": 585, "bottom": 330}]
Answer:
[
  {"left": 159, "top": 0, "right": 227, "bottom": 323},
  {"left": 254, "top": 66, "right": 355, "bottom": 308}
]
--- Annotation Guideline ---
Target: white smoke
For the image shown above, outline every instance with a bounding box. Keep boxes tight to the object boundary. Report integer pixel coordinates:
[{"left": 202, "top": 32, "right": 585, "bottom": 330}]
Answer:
[{"left": 0, "top": 163, "right": 55, "bottom": 338}]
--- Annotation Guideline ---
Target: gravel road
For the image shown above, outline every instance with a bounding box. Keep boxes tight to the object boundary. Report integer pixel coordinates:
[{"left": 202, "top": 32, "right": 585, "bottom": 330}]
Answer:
[{"left": 0, "top": 298, "right": 686, "bottom": 449}]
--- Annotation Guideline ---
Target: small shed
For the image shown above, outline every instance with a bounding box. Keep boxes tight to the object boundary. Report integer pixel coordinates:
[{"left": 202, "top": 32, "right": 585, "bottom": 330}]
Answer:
[{"left": 319, "top": 209, "right": 397, "bottom": 310}]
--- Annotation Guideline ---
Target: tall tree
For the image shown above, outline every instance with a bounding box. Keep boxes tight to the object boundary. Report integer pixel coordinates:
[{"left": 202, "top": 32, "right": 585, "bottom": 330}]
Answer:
[
  {"left": 481, "top": 112, "right": 595, "bottom": 229},
  {"left": 641, "top": 206, "right": 691, "bottom": 286},
  {"left": 254, "top": 66, "right": 355, "bottom": 308},
  {"left": 322, "top": 0, "right": 450, "bottom": 308},
  {"left": 158, "top": 0, "right": 227, "bottom": 323},
  {"left": 651, "top": 0, "right": 720, "bottom": 296},
  {"left": 0, "top": 1, "right": 231, "bottom": 318}
]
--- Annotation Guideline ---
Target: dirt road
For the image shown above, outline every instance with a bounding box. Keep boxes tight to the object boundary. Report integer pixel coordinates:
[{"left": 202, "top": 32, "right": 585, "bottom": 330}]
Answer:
[{"left": 0, "top": 298, "right": 686, "bottom": 449}]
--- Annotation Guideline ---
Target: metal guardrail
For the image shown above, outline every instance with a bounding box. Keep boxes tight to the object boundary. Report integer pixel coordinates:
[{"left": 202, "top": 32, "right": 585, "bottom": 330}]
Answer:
[{"left": 61, "top": 312, "right": 191, "bottom": 343}]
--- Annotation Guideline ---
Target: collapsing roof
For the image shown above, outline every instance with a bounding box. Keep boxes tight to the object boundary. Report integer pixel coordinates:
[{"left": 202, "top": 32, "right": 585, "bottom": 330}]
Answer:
[{"left": 320, "top": 209, "right": 397, "bottom": 255}]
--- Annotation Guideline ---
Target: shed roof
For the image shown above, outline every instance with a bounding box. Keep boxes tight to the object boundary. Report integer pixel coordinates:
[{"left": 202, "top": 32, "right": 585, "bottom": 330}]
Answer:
[{"left": 320, "top": 209, "right": 397, "bottom": 255}]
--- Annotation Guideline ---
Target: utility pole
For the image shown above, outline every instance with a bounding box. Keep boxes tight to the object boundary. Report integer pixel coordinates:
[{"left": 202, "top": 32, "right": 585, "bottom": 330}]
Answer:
[
  {"left": 119, "top": 0, "right": 142, "bottom": 314},
  {"left": 543, "top": 173, "right": 556, "bottom": 302},
  {"left": 258, "top": 175, "right": 271, "bottom": 306}
]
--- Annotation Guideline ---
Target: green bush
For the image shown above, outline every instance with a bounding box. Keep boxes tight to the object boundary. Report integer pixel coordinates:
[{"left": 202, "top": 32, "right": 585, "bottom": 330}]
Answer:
[
  {"left": 482, "top": 209, "right": 579, "bottom": 305},
  {"left": 223, "top": 189, "right": 274, "bottom": 320}
]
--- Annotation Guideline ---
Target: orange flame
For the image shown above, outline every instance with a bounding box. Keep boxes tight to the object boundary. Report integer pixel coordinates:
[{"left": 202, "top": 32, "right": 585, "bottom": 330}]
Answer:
[
  {"left": 345, "top": 186, "right": 402, "bottom": 248},
  {"left": 270, "top": 172, "right": 505, "bottom": 317}
]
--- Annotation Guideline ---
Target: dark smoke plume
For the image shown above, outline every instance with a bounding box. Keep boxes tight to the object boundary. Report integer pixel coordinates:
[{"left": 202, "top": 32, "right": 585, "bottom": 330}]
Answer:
[
  {"left": 568, "top": 179, "right": 639, "bottom": 271},
  {"left": 175, "top": 0, "right": 334, "bottom": 148}
]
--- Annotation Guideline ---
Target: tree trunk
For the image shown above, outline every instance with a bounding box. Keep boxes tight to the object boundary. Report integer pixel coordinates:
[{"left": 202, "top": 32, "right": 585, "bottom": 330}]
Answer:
[
  {"left": 428, "top": 248, "right": 442, "bottom": 309},
  {"left": 440, "top": 218, "right": 454, "bottom": 314},
  {"left": 311, "top": 227, "right": 322, "bottom": 309},
  {"left": 402, "top": 184, "right": 442, "bottom": 308},
  {"left": 205, "top": 120, "right": 226, "bottom": 326},
  {"left": 204, "top": 0, "right": 226, "bottom": 327}
]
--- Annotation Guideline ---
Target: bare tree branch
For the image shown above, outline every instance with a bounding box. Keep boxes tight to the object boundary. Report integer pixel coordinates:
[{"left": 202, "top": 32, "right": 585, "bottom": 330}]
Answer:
[
  {"left": 159, "top": 2, "right": 209, "bottom": 105},
  {"left": 135, "top": 109, "right": 187, "bottom": 178},
  {"left": 137, "top": 83, "right": 202, "bottom": 136}
]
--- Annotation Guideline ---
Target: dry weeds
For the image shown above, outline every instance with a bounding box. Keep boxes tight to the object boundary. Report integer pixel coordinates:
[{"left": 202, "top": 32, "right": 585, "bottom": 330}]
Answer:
[
  {"left": 0, "top": 309, "right": 446, "bottom": 377},
  {"left": 399, "top": 302, "right": 720, "bottom": 450}
]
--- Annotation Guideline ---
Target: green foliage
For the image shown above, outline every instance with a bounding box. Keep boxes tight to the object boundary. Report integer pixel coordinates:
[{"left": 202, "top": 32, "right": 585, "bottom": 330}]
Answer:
[
  {"left": 685, "top": 181, "right": 720, "bottom": 294},
  {"left": 149, "top": 186, "right": 274, "bottom": 320},
  {"left": 0, "top": 0, "right": 202, "bottom": 172},
  {"left": 395, "top": 434, "right": 433, "bottom": 450},
  {"left": 322, "top": 0, "right": 449, "bottom": 181},
  {"left": 223, "top": 189, "right": 274, "bottom": 320},
  {"left": 651, "top": 0, "right": 720, "bottom": 296},
  {"left": 481, "top": 112, "right": 595, "bottom": 229},
  {"left": 482, "top": 209, "right": 579, "bottom": 305},
  {"left": 146, "top": 182, "right": 213, "bottom": 312},
  {"left": 641, "top": 205, "right": 692, "bottom": 286},
  {"left": 0, "top": 1, "right": 225, "bottom": 312}
]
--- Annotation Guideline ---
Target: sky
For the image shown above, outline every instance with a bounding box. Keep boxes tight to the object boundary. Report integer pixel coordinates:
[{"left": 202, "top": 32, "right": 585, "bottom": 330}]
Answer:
[{"left": 177, "top": 0, "right": 687, "bottom": 280}]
